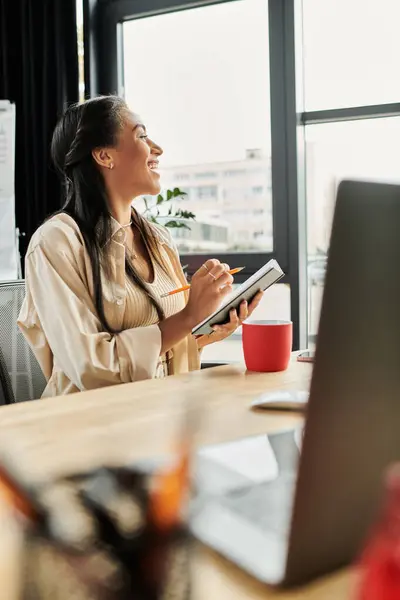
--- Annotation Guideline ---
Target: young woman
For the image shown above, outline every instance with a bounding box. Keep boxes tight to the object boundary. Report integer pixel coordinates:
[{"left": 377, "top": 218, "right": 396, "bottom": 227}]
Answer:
[{"left": 18, "top": 96, "right": 263, "bottom": 397}]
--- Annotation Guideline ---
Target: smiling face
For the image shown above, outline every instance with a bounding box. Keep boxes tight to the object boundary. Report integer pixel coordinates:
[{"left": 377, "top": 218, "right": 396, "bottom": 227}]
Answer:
[{"left": 93, "top": 109, "right": 164, "bottom": 199}]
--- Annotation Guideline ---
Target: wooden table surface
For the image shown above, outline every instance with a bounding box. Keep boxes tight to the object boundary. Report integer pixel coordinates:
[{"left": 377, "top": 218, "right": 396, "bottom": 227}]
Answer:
[{"left": 0, "top": 358, "right": 358, "bottom": 599}]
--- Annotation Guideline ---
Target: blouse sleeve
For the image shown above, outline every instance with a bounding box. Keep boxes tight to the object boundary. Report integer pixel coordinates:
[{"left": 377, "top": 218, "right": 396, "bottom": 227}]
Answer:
[{"left": 19, "top": 233, "right": 162, "bottom": 391}]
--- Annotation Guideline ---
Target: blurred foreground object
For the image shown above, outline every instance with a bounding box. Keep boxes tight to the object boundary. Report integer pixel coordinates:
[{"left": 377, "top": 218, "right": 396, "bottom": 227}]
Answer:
[
  {"left": 357, "top": 464, "right": 400, "bottom": 599},
  {"left": 0, "top": 453, "right": 192, "bottom": 600}
]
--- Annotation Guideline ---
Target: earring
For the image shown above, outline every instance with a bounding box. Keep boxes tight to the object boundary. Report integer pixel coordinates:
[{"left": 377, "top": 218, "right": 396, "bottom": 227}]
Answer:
[{"left": 109, "top": 163, "right": 114, "bottom": 170}]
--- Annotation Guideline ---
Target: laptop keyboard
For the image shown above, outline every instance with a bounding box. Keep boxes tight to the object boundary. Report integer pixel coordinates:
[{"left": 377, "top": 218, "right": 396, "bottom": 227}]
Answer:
[{"left": 221, "top": 475, "right": 296, "bottom": 535}]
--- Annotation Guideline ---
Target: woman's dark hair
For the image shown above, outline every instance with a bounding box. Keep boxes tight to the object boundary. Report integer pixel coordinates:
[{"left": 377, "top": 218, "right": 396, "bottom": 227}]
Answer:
[{"left": 51, "top": 95, "right": 166, "bottom": 332}]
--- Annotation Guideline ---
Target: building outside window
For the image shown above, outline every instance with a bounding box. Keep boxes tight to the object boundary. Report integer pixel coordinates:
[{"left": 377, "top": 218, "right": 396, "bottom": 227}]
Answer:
[{"left": 196, "top": 185, "right": 218, "bottom": 200}]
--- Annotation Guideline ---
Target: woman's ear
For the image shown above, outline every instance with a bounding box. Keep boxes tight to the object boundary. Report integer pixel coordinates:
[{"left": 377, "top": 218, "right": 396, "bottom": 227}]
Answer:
[{"left": 92, "top": 148, "right": 115, "bottom": 170}]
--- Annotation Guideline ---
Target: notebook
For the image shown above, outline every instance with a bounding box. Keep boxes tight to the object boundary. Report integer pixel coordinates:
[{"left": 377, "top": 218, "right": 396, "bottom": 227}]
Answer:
[{"left": 192, "top": 259, "right": 284, "bottom": 336}]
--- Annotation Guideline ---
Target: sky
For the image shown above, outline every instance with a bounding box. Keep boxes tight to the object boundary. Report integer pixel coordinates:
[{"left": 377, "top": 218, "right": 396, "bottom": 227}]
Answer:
[
  {"left": 123, "top": 0, "right": 271, "bottom": 167},
  {"left": 121, "top": 0, "right": 400, "bottom": 168},
  {"left": 302, "top": 0, "right": 400, "bottom": 111}
]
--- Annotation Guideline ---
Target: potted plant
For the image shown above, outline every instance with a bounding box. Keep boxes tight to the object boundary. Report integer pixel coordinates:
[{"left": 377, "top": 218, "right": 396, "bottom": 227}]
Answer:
[
  {"left": 142, "top": 187, "right": 195, "bottom": 273},
  {"left": 142, "top": 187, "right": 196, "bottom": 231}
]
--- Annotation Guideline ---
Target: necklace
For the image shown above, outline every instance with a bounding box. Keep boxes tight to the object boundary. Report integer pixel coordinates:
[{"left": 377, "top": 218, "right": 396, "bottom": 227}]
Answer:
[
  {"left": 122, "top": 220, "right": 132, "bottom": 228},
  {"left": 128, "top": 245, "right": 138, "bottom": 261},
  {"left": 125, "top": 230, "right": 138, "bottom": 261},
  {"left": 126, "top": 239, "right": 138, "bottom": 261}
]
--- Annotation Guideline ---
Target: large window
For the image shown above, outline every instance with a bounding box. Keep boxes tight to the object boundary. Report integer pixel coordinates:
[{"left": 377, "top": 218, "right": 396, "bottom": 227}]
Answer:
[
  {"left": 122, "top": 1, "right": 273, "bottom": 257},
  {"left": 302, "top": 0, "right": 400, "bottom": 343}
]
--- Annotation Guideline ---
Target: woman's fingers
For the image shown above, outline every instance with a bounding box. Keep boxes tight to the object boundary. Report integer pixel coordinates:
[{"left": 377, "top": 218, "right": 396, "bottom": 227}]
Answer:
[
  {"left": 213, "top": 308, "right": 239, "bottom": 333},
  {"left": 192, "top": 259, "right": 220, "bottom": 281},
  {"left": 193, "top": 260, "right": 234, "bottom": 288},
  {"left": 219, "top": 282, "right": 234, "bottom": 298},
  {"left": 229, "top": 308, "right": 240, "bottom": 327},
  {"left": 205, "top": 263, "right": 233, "bottom": 289},
  {"left": 239, "top": 300, "right": 249, "bottom": 322},
  {"left": 201, "top": 259, "right": 221, "bottom": 276},
  {"left": 207, "top": 262, "right": 230, "bottom": 279}
]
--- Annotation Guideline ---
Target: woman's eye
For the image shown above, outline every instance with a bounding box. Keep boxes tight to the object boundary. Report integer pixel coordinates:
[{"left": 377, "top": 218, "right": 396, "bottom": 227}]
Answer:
[{"left": 139, "top": 134, "right": 148, "bottom": 140}]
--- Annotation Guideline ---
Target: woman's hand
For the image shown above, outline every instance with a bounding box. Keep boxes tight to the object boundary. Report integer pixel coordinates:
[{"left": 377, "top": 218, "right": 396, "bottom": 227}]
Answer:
[
  {"left": 182, "top": 259, "right": 234, "bottom": 328},
  {"left": 196, "top": 290, "right": 264, "bottom": 349},
  {"left": 159, "top": 259, "right": 233, "bottom": 354}
]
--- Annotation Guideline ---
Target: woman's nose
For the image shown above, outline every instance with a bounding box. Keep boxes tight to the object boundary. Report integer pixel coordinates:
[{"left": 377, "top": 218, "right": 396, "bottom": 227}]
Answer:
[{"left": 151, "top": 140, "right": 163, "bottom": 156}]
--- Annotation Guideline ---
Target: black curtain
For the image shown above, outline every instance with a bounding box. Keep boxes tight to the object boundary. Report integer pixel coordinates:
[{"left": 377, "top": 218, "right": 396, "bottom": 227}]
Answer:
[{"left": 0, "top": 0, "right": 79, "bottom": 261}]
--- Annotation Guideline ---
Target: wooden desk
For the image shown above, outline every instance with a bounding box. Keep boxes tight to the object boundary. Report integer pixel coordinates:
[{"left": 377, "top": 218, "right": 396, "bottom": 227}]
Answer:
[{"left": 0, "top": 358, "right": 356, "bottom": 599}]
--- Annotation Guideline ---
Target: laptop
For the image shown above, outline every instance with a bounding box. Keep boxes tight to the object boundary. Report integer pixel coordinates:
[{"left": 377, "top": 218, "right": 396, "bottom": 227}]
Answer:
[{"left": 191, "top": 180, "right": 400, "bottom": 587}]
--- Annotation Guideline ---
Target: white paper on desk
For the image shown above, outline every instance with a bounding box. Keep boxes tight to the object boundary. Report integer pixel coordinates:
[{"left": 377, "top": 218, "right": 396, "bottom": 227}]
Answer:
[{"left": 198, "top": 435, "right": 278, "bottom": 483}]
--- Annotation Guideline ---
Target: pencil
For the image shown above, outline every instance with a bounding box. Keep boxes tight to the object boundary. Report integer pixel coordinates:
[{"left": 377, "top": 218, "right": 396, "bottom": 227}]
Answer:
[
  {"left": 160, "top": 267, "right": 245, "bottom": 298},
  {"left": 0, "top": 466, "right": 37, "bottom": 521}
]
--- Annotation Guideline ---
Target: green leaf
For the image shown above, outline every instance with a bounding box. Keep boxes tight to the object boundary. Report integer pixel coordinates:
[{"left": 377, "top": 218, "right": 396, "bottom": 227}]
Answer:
[
  {"left": 175, "top": 209, "right": 195, "bottom": 220},
  {"left": 164, "top": 220, "right": 179, "bottom": 228},
  {"left": 173, "top": 187, "right": 187, "bottom": 198},
  {"left": 164, "top": 220, "right": 191, "bottom": 230},
  {"left": 167, "top": 189, "right": 173, "bottom": 201},
  {"left": 156, "top": 194, "right": 164, "bottom": 205}
]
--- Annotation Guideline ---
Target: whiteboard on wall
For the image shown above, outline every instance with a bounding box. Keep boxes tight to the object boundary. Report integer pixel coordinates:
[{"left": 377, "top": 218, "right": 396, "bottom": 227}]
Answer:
[{"left": 0, "top": 101, "right": 18, "bottom": 281}]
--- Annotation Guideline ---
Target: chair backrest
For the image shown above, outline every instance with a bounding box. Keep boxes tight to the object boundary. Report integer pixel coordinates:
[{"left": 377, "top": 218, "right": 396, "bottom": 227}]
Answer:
[
  {"left": 0, "top": 346, "right": 14, "bottom": 405},
  {"left": 0, "top": 280, "right": 47, "bottom": 402}
]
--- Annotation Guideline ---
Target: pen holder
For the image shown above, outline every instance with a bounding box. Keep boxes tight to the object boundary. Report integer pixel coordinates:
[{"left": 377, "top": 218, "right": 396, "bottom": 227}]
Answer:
[{"left": 0, "top": 461, "right": 193, "bottom": 600}]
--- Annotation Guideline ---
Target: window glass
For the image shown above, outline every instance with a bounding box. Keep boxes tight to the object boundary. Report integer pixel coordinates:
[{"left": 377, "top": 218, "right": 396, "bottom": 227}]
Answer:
[
  {"left": 303, "top": 0, "right": 400, "bottom": 110},
  {"left": 123, "top": 0, "right": 273, "bottom": 254}
]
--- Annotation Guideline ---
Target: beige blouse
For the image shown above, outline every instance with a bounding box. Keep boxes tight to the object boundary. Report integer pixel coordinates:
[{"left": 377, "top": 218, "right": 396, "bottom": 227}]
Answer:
[{"left": 18, "top": 213, "right": 201, "bottom": 398}]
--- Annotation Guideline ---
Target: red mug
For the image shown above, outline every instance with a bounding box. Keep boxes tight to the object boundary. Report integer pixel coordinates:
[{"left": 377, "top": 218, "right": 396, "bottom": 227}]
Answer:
[{"left": 242, "top": 320, "right": 293, "bottom": 372}]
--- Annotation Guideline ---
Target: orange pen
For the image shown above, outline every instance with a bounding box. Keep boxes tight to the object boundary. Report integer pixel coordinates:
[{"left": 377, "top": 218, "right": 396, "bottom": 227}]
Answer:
[
  {"left": 0, "top": 465, "right": 37, "bottom": 522},
  {"left": 160, "top": 267, "right": 245, "bottom": 298}
]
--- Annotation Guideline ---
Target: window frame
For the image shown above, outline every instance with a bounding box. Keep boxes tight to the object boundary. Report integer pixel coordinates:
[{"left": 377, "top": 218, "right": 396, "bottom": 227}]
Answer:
[{"left": 85, "top": 0, "right": 307, "bottom": 349}]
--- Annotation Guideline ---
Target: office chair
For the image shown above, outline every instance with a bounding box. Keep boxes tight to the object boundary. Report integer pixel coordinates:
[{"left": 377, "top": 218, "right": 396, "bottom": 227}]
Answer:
[
  {"left": 0, "top": 346, "right": 14, "bottom": 405},
  {"left": 0, "top": 281, "right": 46, "bottom": 402}
]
